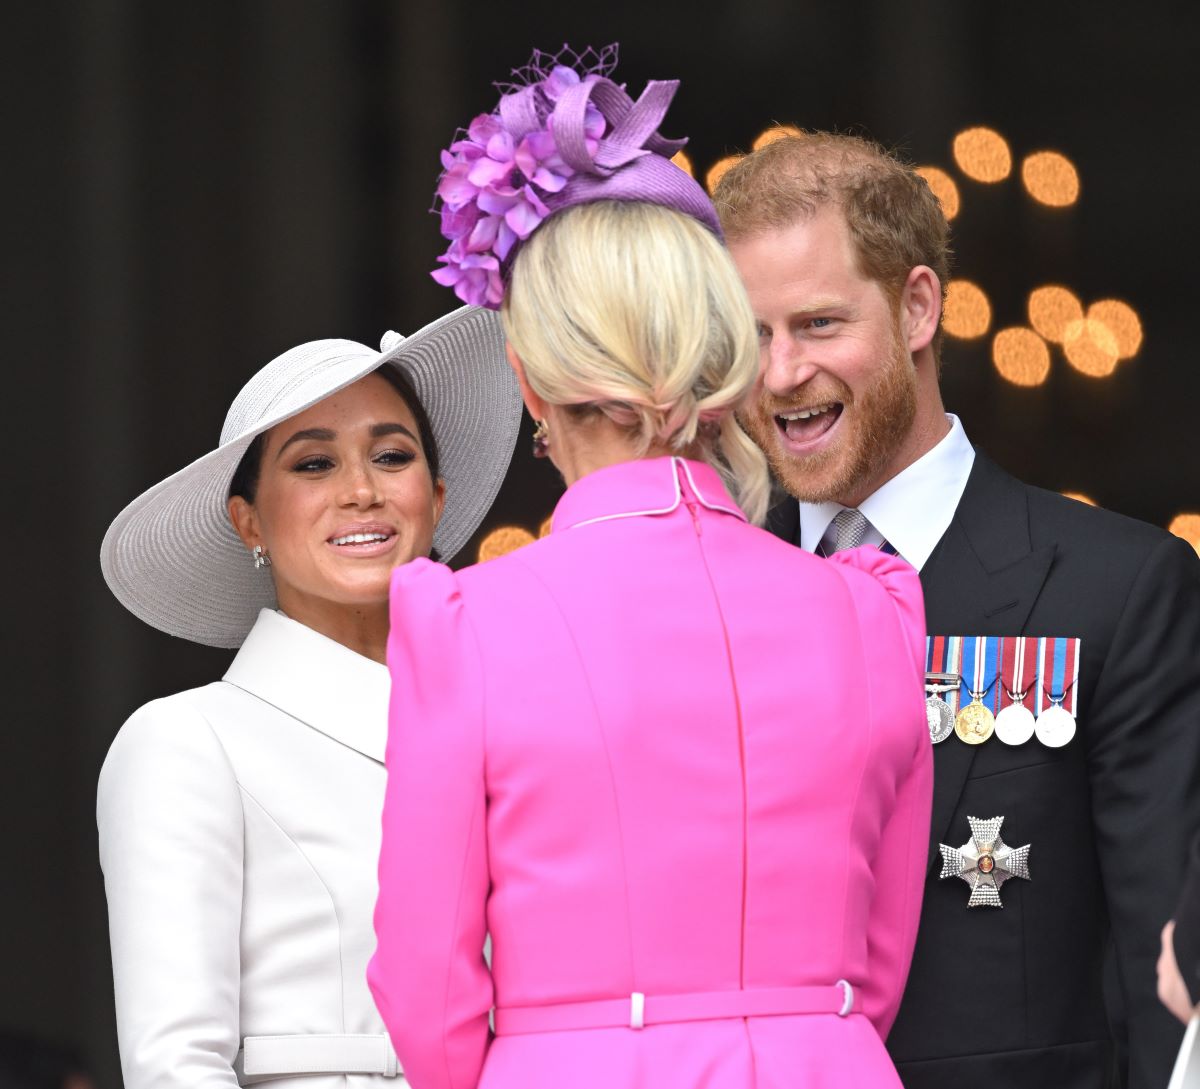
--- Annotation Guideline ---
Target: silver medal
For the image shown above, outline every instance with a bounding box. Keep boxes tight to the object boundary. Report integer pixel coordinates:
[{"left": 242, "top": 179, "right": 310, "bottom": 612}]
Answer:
[
  {"left": 1035, "top": 703, "right": 1076, "bottom": 748},
  {"left": 926, "top": 695, "right": 955, "bottom": 744},
  {"left": 995, "top": 702, "right": 1036, "bottom": 745}
]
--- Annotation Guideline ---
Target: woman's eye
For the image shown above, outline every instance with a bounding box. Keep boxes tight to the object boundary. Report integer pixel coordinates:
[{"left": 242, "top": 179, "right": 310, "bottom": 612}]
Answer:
[
  {"left": 375, "top": 449, "right": 417, "bottom": 467},
  {"left": 294, "top": 455, "right": 334, "bottom": 472}
]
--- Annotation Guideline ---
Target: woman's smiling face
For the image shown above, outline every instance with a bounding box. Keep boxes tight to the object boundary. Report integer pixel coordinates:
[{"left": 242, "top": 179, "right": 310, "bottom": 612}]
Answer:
[{"left": 228, "top": 371, "right": 445, "bottom": 629}]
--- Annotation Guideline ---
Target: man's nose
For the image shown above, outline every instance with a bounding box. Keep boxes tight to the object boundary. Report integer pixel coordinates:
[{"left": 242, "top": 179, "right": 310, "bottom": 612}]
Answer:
[{"left": 761, "top": 338, "right": 819, "bottom": 399}]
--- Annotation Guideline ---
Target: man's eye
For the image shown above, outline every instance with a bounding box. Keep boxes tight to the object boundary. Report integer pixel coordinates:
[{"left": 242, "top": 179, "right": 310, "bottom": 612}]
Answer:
[{"left": 810, "top": 317, "right": 833, "bottom": 329}]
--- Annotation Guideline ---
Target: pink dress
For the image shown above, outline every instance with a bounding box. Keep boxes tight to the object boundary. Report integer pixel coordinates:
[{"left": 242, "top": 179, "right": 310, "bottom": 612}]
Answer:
[{"left": 369, "top": 456, "right": 931, "bottom": 1089}]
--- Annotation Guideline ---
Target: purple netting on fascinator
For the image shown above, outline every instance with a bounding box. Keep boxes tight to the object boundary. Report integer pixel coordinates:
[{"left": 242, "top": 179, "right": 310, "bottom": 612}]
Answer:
[{"left": 430, "top": 44, "right": 723, "bottom": 310}]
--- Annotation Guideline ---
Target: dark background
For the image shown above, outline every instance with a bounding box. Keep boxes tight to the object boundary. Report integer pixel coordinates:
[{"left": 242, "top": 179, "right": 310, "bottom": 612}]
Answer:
[{"left": 9, "top": 2, "right": 1198, "bottom": 1085}]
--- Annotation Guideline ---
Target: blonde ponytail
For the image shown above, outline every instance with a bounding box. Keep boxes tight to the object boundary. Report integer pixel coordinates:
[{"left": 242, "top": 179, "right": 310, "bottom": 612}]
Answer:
[{"left": 502, "top": 201, "right": 770, "bottom": 524}]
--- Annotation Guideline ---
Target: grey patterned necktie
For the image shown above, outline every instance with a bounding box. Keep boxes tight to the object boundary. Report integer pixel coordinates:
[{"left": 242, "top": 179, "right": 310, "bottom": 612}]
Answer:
[{"left": 827, "top": 508, "right": 870, "bottom": 554}]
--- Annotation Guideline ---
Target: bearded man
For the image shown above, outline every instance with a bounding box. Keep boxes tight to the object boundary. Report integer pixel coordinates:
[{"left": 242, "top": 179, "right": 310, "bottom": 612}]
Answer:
[{"left": 715, "top": 134, "right": 1200, "bottom": 1089}]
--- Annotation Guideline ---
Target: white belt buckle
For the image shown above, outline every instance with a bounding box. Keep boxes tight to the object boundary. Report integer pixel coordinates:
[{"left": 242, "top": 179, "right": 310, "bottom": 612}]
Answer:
[
  {"left": 836, "top": 979, "right": 854, "bottom": 1017},
  {"left": 629, "top": 991, "right": 646, "bottom": 1030}
]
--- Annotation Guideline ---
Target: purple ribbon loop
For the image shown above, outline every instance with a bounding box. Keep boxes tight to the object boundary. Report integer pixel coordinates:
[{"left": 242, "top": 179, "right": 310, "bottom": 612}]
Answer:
[
  {"left": 596, "top": 80, "right": 685, "bottom": 168},
  {"left": 548, "top": 77, "right": 603, "bottom": 173},
  {"left": 498, "top": 84, "right": 544, "bottom": 141}
]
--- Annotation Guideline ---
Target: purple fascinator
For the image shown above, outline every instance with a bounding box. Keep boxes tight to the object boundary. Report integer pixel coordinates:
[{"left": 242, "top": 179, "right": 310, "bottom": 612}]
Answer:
[{"left": 431, "top": 44, "right": 722, "bottom": 310}]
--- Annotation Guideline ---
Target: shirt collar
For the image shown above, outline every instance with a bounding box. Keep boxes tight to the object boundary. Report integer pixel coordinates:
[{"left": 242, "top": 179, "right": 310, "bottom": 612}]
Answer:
[
  {"left": 551, "top": 456, "right": 747, "bottom": 532},
  {"left": 798, "top": 414, "right": 975, "bottom": 570},
  {"left": 222, "top": 608, "right": 390, "bottom": 763}
]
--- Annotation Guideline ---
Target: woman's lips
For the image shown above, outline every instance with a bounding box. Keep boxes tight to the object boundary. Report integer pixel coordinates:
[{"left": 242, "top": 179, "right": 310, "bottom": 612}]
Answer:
[
  {"left": 774, "top": 402, "right": 844, "bottom": 454},
  {"left": 326, "top": 525, "right": 398, "bottom": 558}
]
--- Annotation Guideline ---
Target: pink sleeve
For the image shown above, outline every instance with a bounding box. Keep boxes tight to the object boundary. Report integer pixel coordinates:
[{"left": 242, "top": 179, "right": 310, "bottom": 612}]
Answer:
[
  {"left": 831, "top": 546, "right": 932, "bottom": 1038},
  {"left": 368, "top": 558, "right": 491, "bottom": 1089}
]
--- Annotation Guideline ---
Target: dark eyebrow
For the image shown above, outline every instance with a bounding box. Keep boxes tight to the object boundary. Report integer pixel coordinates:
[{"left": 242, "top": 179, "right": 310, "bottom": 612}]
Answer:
[
  {"left": 275, "top": 427, "right": 335, "bottom": 459},
  {"left": 370, "top": 422, "right": 419, "bottom": 443}
]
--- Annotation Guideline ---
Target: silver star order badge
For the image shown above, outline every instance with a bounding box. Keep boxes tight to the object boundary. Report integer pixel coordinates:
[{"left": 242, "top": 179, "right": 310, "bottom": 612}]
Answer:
[{"left": 939, "top": 816, "right": 1031, "bottom": 908}]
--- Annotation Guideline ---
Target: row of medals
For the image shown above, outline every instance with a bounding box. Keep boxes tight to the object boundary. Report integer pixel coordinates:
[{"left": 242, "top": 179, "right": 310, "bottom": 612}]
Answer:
[{"left": 925, "top": 673, "right": 1076, "bottom": 748}]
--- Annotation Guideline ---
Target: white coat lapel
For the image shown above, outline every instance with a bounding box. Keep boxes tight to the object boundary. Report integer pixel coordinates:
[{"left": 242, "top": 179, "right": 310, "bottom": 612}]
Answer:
[{"left": 222, "top": 609, "right": 389, "bottom": 764}]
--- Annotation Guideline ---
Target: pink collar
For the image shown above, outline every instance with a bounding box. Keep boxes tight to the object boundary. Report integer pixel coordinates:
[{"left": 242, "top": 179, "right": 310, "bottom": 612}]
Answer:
[{"left": 551, "top": 456, "right": 747, "bottom": 533}]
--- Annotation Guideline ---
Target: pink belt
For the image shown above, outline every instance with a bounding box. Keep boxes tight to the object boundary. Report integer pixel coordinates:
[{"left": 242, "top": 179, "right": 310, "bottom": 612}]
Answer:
[{"left": 493, "top": 982, "right": 858, "bottom": 1035}]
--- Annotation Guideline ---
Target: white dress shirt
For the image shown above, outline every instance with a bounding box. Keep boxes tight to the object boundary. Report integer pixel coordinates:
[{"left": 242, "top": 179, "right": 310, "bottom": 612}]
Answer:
[{"left": 799, "top": 414, "right": 975, "bottom": 571}]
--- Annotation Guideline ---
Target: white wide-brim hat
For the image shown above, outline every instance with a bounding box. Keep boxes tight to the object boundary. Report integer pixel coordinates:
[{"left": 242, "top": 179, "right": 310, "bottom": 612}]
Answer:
[{"left": 101, "top": 305, "right": 521, "bottom": 648}]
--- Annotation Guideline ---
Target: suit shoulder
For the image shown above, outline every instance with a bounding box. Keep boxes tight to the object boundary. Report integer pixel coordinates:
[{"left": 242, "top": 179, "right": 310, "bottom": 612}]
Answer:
[{"left": 1023, "top": 481, "right": 1173, "bottom": 558}]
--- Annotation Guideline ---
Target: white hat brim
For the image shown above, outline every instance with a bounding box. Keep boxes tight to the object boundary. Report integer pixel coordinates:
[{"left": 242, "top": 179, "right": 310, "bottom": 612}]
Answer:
[{"left": 100, "top": 305, "right": 520, "bottom": 648}]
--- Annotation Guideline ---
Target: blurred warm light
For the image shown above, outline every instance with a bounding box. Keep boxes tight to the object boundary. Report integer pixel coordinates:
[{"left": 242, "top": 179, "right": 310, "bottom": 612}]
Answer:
[
  {"left": 916, "top": 166, "right": 961, "bottom": 220},
  {"left": 478, "top": 525, "right": 535, "bottom": 563},
  {"left": 538, "top": 515, "right": 553, "bottom": 538},
  {"left": 1021, "top": 151, "right": 1080, "bottom": 207},
  {"left": 706, "top": 155, "right": 743, "bottom": 194},
  {"left": 752, "top": 125, "right": 804, "bottom": 150},
  {"left": 1062, "top": 492, "right": 1097, "bottom": 506},
  {"left": 671, "top": 150, "right": 695, "bottom": 178},
  {"left": 1028, "top": 285, "right": 1084, "bottom": 344},
  {"left": 953, "top": 127, "right": 1012, "bottom": 183},
  {"left": 992, "top": 327, "right": 1051, "bottom": 386},
  {"left": 1088, "top": 298, "right": 1143, "bottom": 358},
  {"left": 943, "top": 280, "right": 991, "bottom": 338},
  {"left": 1063, "top": 318, "right": 1120, "bottom": 377},
  {"left": 1169, "top": 513, "right": 1200, "bottom": 556}
]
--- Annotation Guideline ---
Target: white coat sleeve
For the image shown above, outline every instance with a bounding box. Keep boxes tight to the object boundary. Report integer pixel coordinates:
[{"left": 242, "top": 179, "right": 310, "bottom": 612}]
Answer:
[{"left": 97, "top": 698, "right": 244, "bottom": 1088}]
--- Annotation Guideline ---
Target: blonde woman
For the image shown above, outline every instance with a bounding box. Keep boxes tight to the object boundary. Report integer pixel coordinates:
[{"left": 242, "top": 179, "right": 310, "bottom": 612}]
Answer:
[
  {"left": 368, "top": 51, "right": 932, "bottom": 1089},
  {"left": 97, "top": 309, "right": 520, "bottom": 1088}
]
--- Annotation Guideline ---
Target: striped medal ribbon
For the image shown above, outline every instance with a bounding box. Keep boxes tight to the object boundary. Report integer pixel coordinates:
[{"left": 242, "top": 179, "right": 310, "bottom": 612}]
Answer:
[
  {"left": 1035, "top": 637, "right": 1079, "bottom": 748},
  {"left": 955, "top": 635, "right": 998, "bottom": 745},
  {"left": 994, "top": 636, "right": 1038, "bottom": 745}
]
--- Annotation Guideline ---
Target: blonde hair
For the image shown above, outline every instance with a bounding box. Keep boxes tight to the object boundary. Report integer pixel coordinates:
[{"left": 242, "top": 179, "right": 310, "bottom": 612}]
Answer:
[{"left": 501, "top": 201, "right": 770, "bottom": 525}]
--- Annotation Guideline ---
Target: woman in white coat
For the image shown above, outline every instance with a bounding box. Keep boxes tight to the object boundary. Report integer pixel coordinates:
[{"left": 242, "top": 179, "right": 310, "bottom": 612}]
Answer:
[{"left": 96, "top": 306, "right": 520, "bottom": 1088}]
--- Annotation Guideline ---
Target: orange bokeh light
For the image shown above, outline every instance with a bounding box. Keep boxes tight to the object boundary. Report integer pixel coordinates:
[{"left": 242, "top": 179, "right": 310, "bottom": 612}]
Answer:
[
  {"left": 1088, "top": 299, "right": 1143, "bottom": 359},
  {"left": 1061, "top": 492, "right": 1097, "bottom": 507},
  {"left": 953, "top": 127, "right": 1012, "bottom": 183},
  {"left": 943, "top": 280, "right": 991, "bottom": 338},
  {"left": 1021, "top": 151, "right": 1080, "bottom": 207},
  {"left": 917, "top": 166, "right": 961, "bottom": 220},
  {"left": 992, "top": 327, "right": 1051, "bottom": 387},
  {"left": 1169, "top": 514, "right": 1200, "bottom": 556},
  {"left": 478, "top": 526, "right": 535, "bottom": 563},
  {"left": 1063, "top": 318, "right": 1120, "bottom": 377},
  {"left": 752, "top": 125, "right": 804, "bottom": 150},
  {"left": 1028, "top": 285, "right": 1084, "bottom": 344},
  {"left": 705, "top": 155, "right": 743, "bottom": 194},
  {"left": 671, "top": 150, "right": 695, "bottom": 178}
]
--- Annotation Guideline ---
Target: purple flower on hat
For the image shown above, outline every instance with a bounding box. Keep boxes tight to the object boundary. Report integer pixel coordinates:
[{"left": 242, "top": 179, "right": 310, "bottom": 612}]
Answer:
[{"left": 429, "top": 43, "right": 719, "bottom": 310}]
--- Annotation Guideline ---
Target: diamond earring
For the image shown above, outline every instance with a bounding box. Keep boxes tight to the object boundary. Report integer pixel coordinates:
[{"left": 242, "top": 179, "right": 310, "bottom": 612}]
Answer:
[
  {"left": 252, "top": 545, "right": 272, "bottom": 569},
  {"left": 532, "top": 419, "right": 550, "bottom": 459}
]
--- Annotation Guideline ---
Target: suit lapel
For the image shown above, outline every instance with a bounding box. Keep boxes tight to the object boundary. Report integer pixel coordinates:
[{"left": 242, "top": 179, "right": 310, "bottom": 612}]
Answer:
[
  {"left": 920, "top": 452, "right": 1056, "bottom": 869},
  {"left": 766, "top": 497, "right": 800, "bottom": 545},
  {"left": 223, "top": 609, "right": 389, "bottom": 764}
]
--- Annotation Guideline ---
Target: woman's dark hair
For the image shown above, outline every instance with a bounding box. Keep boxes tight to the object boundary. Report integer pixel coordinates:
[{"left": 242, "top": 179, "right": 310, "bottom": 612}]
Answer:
[
  {"left": 228, "top": 365, "right": 443, "bottom": 561},
  {"left": 229, "top": 364, "right": 441, "bottom": 504}
]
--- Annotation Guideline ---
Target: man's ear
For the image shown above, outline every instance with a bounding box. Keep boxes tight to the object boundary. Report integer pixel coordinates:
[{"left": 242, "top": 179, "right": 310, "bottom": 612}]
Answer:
[
  {"left": 901, "top": 265, "right": 941, "bottom": 355},
  {"left": 227, "top": 495, "right": 261, "bottom": 551},
  {"left": 506, "top": 342, "right": 549, "bottom": 421}
]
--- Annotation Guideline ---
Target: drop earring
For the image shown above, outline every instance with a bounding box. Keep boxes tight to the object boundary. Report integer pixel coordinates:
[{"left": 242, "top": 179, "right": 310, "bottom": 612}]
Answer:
[
  {"left": 532, "top": 419, "right": 550, "bottom": 459},
  {"left": 252, "top": 545, "right": 272, "bottom": 569}
]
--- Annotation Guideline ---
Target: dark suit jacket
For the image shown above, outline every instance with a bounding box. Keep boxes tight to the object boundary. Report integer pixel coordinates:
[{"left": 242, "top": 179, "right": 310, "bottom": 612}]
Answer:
[
  {"left": 1172, "top": 833, "right": 1200, "bottom": 1006},
  {"left": 768, "top": 451, "right": 1200, "bottom": 1089}
]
